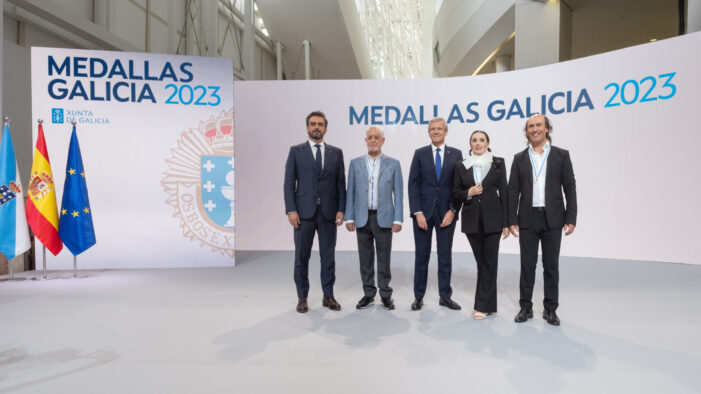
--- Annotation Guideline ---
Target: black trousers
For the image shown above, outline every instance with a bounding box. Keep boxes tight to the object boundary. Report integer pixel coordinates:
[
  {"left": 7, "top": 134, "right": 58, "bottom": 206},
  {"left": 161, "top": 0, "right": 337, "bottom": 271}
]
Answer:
[
  {"left": 356, "top": 212, "right": 393, "bottom": 298},
  {"left": 413, "top": 208, "right": 456, "bottom": 300},
  {"left": 518, "top": 208, "right": 562, "bottom": 312},
  {"left": 466, "top": 209, "right": 501, "bottom": 313},
  {"left": 293, "top": 207, "right": 337, "bottom": 299}
]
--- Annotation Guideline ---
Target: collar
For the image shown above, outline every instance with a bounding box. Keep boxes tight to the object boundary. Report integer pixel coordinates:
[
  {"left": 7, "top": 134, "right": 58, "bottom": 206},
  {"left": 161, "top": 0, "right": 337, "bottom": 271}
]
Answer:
[
  {"left": 366, "top": 152, "right": 383, "bottom": 160},
  {"left": 308, "top": 140, "right": 325, "bottom": 149},
  {"left": 529, "top": 141, "right": 550, "bottom": 155},
  {"left": 431, "top": 143, "right": 445, "bottom": 152},
  {"left": 470, "top": 151, "right": 493, "bottom": 166}
]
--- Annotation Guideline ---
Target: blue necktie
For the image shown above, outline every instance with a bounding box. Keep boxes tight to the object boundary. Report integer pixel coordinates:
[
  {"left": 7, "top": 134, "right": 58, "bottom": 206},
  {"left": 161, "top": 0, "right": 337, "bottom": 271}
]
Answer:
[
  {"left": 315, "top": 144, "right": 322, "bottom": 174},
  {"left": 435, "top": 147, "right": 442, "bottom": 181}
]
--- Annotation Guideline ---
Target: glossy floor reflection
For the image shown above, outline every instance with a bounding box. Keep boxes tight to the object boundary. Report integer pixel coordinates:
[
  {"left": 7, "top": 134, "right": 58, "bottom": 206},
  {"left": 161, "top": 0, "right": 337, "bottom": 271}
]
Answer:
[{"left": 1, "top": 251, "right": 699, "bottom": 393}]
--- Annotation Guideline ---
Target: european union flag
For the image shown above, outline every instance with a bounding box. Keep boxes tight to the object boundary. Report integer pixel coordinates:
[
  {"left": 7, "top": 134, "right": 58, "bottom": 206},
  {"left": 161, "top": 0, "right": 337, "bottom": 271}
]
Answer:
[{"left": 58, "top": 125, "right": 96, "bottom": 255}]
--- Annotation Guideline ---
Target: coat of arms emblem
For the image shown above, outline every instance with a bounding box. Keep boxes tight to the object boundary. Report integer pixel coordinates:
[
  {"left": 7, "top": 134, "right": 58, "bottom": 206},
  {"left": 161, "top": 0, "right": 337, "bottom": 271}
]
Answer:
[{"left": 161, "top": 109, "right": 234, "bottom": 257}]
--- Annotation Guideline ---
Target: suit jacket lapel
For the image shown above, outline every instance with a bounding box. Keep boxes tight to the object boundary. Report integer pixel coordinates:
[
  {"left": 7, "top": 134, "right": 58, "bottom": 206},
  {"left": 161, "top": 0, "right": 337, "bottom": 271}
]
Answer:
[
  {"left": 440, "top": 146, "right": 452, "bottom": 184},
  {"left": 481, "top": 161, "right": 495, "bottom": 185},
  {"left": 302, "top": 142, "right": 320, "bottom": 177},
  {"left": 377, "top": 154, "right": 388, "bottom": 182},
  {"left": 523, "top": 149, "right": 533, "bottom": 186},
  {"left": 321, "top": 144, "right": 330, "bottom": 177},
  {"left": 425, "top": 146, "right": 437, "bottom": 184},
  {"left": 463, "top": 161, "right": 476, "bottom": 187},
  {"left": 545, "top": 146, "right": 556, "bottom": 188},
  {"left": 360, "top": 156, "right": 370, "bottom": 184}
]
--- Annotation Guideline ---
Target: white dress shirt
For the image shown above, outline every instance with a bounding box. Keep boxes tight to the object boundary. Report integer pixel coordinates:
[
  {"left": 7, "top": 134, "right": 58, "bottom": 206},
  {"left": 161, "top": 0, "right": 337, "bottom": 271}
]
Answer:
[
  {"left": 366, "top": 154, "right": 381, "bottom": 210},
  {"left": 529, "top": 141, "right": 550, "bottom": 207},
  {"left": 308, "top": 140, "right": 325, "bottom": 169}
]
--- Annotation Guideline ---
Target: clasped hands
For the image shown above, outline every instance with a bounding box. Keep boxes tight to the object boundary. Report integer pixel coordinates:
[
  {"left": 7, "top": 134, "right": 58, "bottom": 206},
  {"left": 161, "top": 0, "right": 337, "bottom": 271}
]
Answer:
[
  {"left": 415, "top": 210, "right": 454, "bottom": 231},
  {"left": 509, "top": 224, "right": 576, "bottom": 237},
  {"left": 287, "top": 211, "right": 345, "bottom": 229},
  {"left": 346, "top": 222, "right": 402, "bottom": 233}
]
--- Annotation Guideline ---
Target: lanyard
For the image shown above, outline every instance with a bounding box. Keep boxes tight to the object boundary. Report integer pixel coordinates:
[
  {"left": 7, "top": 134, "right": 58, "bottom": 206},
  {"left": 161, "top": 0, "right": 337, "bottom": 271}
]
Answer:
[
  {"left": 366, "top": 155, "right": 379, "bottom": 181},
  {"left": 472, "top": 165, "right": 481, "bottom": 184},
  {"left": 366, "top": 156, "right": 379, "bottom": 208},
  {"left": 528, "top": 145, "right": 550, "bottom": 182}
]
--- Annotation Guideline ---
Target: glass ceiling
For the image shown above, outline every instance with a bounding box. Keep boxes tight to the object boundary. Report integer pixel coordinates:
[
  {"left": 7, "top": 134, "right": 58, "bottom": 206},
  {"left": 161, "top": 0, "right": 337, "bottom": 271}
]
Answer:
[{"left": 354, "top": 0, "right": 424, "bottom": 79}]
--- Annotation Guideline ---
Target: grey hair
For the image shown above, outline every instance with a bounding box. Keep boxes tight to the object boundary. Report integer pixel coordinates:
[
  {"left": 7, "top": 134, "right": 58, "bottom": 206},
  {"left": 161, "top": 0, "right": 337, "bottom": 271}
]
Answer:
[
  {"left": 366, "top": 126, "right": 384, "bottom": 137},
  {"left": 428, "top": 117, "right": 447, "bottom": 131}
]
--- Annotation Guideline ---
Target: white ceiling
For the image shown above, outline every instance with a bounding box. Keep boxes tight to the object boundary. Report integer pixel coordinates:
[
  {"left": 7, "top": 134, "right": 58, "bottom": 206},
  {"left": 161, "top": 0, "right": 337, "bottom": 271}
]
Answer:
[
  {"left": 255, "top": 0, "right": 362, "bottom": 79},
  {"left": 255, "top": 0, "right": 681, "bottom": 80}
]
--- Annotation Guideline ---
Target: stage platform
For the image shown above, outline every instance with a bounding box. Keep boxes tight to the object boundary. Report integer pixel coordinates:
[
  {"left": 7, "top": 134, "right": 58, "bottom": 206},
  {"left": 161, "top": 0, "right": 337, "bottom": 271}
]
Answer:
[{"left": 1, "top": 251, "right": 699, "bottom": 393}]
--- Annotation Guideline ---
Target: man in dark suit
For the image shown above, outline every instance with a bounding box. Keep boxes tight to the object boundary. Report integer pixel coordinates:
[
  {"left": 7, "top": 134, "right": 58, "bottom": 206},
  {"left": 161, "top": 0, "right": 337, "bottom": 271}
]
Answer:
[
  {"left": 508, "top": 114, "right": 577, "bottom": 326},
  {"left": 284, "top": 111, "right": 346, "bottom": 313},
  {"left": 408, "top": 117, "right": 463, "bottom": 311}
]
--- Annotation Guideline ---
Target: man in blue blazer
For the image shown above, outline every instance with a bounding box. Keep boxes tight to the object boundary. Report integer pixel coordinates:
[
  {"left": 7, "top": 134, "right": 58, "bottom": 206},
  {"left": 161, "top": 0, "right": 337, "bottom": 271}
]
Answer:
[
  {"left": 284, "top": 111, "right": 346, "bottom": 313},
  {"left": 345, "top": 126, "right": 403, "bottom": 310},
  {"left": 408, "top": 117, "right": 463, "bottom": 311}
]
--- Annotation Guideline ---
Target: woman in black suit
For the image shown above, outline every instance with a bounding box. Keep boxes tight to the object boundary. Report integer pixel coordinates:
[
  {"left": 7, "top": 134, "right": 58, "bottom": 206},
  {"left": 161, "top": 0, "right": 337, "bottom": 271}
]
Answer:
[{"left": 452, "top": 130, "right": 509, "bottom": 319}]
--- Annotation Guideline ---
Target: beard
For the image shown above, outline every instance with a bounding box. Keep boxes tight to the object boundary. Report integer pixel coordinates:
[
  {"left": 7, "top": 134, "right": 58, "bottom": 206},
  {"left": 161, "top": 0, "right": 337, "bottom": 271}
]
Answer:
[{"left": 308, "top": 129, "right": 322, "bottom": 141}]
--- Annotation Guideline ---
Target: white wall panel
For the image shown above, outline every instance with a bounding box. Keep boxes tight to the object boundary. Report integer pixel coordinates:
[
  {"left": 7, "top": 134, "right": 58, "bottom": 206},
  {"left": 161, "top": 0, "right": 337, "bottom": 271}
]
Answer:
[{"left": 235, "top": 33, "right": 701, "bottom": 264}]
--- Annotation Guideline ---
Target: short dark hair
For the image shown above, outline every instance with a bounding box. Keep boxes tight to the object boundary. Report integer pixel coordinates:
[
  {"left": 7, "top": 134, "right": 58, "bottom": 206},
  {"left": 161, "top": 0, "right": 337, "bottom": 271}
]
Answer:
[
  {"left": 523, "top": 114, "right": 553, "bottom": 144},
  {"left": 469, "top": 130, "right": 492, "bottom": 155},
  {"left": 306, "top": 111, "right": 328, "bottom": 127}
]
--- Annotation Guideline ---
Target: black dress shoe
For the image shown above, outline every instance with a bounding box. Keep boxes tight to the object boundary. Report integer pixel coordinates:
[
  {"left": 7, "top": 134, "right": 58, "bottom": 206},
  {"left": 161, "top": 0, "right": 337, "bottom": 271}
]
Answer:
[
  {"left": 381, "top": 297, "right": 395, "bottom": 310},
  {"left": 356, "top": 296, "right": 374, "bottom": 309},
  {"left": 296, "top": 298, "right": 308, "bottom": 313},
  {"left": 322, "top": 297, "right": 341, "bottom": 311},
  {"left": 514, "top": 308, "right": 533, "bottom": 323},
  {"left": 545, "top": 310, "right": 560, "bottom": 326},
  {"left": 411, "top": 298, "right": 423, "bottom": 311},
  {"left": 439, "top": 298, "right": 462, "bottom": 310}
]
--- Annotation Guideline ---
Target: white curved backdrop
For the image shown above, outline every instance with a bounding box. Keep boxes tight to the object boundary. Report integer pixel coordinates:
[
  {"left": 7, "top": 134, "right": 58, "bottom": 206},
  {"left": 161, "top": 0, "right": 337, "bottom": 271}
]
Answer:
[{"left": 235, "top": 32, "right": 701, "bottom": 264}]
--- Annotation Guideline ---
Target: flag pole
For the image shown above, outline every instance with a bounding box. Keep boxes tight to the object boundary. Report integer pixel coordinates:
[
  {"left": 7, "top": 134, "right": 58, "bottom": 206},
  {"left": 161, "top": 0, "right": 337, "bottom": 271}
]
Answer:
[
  {"left": 71, "top": 121, "right": 77, "bottom": 280},
  {"left": 1, "top": 117, "right": 6, "bottom": 282},
  {"left": 5, "top": 115, "right": 12, "bottom": 281},
  {"left": 37, "top": 119, "right": 48, "bottom": 280},
  {"left": 3, "top": 116, "right": 26, "bottom": 282},
  {"left": 42, "top": 245, "right": 47, "bottom": 279}
]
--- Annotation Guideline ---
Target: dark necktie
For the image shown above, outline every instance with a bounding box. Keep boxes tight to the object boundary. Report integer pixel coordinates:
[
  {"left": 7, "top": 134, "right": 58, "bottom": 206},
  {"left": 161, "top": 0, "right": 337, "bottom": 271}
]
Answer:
[
  {"left": 435, "top": 147, "right": 442, "bottom": 181},
  {"left": 315, "top": 144, "right": 322, "bottom": 174}
]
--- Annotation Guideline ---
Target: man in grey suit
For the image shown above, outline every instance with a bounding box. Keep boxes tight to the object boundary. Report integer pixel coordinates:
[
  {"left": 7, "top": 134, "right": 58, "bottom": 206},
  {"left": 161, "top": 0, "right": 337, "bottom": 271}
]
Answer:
[{"left": 345, "top": 126, "right": 403, "bottom": 310}]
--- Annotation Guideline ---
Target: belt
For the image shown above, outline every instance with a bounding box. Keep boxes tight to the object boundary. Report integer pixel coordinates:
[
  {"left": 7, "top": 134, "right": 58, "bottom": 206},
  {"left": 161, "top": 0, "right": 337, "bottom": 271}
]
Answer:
[
  {"left": 532, "top": 207, "right": 546, "bottom": 211},
  {"left": 368, "top": 209, "right": 378, "bottom": 214}
]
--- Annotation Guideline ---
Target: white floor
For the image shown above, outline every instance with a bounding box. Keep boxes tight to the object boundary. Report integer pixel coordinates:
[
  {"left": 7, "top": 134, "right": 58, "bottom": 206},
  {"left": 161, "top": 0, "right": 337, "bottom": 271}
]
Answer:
[{"left": 1, "top": 251, "right": 700, "bottom": 393}]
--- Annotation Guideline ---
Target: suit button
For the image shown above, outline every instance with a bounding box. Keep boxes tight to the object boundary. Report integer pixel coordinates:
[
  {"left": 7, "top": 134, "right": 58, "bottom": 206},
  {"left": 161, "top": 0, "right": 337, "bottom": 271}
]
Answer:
[{"left": 435, "top": 187, "right": 439, "bottom": 191}]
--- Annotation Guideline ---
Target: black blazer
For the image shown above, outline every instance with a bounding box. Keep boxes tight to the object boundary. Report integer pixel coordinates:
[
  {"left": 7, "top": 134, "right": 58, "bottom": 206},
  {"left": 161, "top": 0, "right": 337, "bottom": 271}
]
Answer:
[
  {"left": 408, "top": 145, "right": 463, "bottom": 220},
  {"left": 452, "top": 156, "right": 508, "bottom": 234},
  {"left": 283, "top": 141, "right": 346, "bottom": 221},
  {"left": 507, "top": 145, "right": 577, "bottom": 229}
]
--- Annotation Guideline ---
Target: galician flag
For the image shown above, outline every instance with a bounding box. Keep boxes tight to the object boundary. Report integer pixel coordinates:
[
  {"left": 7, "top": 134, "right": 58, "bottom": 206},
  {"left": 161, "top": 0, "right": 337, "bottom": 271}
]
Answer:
[
  {"left": 58, "top": 125, "right": 96, "bottom": 256},
  {"left": 0, "top": 123, "right": 31, "bottom": 259},
  {"left": 26, "top": 123, "right": 63, "bottom": 255}
]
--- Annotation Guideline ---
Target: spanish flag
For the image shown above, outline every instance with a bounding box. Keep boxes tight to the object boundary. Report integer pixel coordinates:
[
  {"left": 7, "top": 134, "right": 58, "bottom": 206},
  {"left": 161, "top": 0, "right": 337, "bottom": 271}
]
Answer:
[{"left": 26, "top": 123, "right": 63, "bottom": 255}]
